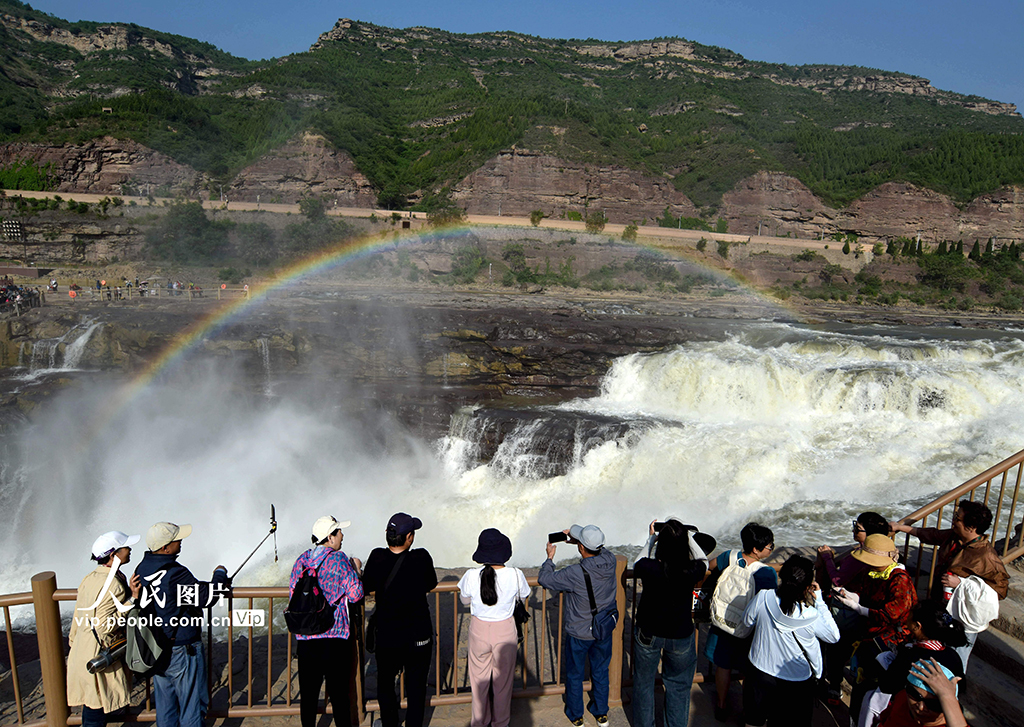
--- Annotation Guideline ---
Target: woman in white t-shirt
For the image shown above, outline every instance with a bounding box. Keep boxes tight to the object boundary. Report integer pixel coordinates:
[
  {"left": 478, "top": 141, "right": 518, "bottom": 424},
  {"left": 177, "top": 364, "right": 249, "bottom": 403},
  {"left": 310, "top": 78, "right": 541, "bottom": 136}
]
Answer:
[{"left": 457, "top": 528, "right": 531, "bottom": 727}]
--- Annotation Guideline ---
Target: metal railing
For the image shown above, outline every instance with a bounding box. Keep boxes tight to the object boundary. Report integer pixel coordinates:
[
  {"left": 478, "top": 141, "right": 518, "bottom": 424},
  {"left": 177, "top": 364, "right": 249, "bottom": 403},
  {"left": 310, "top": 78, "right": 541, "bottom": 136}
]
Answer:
[
  {"left": 3, "top": 557, "right": 629, "bottom": 727},
  {"left": 63, "top": 285, "right": 251, "bottom": 303},
  {"left": 8, "top": 450, "right": 1022, "bottom": 725},
  {"left": 895, "top": 447, "right": 1024, "bottom": 598}
]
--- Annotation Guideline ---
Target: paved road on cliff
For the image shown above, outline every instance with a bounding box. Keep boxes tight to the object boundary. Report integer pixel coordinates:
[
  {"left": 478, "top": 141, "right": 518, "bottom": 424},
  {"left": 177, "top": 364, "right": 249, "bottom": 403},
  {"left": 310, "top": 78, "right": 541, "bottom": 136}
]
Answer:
[{"left": 2, "top": 189, "right": 835, "bottom": 254}]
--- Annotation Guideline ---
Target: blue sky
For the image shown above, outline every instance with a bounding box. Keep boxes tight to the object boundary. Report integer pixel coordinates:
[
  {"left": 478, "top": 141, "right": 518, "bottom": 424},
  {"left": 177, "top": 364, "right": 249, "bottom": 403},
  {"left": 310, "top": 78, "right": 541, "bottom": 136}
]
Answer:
[{"left": 29, "top": 0, "right": 1024, "bottom": 112}]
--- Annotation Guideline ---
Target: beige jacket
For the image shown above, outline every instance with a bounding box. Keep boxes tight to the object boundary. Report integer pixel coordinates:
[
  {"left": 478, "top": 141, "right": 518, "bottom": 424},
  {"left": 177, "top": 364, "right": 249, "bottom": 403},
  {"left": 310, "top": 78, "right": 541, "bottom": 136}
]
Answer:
[{"left": 66, "top": 566, "right": 132, "bottom": 712}]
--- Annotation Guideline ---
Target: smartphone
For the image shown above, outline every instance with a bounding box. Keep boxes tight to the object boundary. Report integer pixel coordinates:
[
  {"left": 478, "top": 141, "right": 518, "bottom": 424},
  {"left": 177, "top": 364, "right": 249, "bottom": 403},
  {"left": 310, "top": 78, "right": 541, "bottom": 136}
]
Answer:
[
  {"left": 653, "top": 522, "right": 666, "bottom": 532},
  {"left": 548, "top": 532, "right": 568, "bottom": 543}
]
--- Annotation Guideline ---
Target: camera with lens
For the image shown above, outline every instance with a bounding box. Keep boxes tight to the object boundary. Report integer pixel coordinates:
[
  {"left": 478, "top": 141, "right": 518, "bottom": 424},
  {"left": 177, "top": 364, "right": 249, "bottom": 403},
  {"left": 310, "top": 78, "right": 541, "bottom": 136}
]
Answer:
[{"left": 86, "top": 638, "right": 126, "bottom": 674}]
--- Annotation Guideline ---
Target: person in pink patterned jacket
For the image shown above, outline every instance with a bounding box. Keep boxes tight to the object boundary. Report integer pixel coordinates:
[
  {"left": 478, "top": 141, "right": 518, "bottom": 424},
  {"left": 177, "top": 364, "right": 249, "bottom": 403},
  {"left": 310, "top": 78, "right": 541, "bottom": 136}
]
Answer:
[{"left": 289, "top": 516, "right": 364, "bottom": 727}]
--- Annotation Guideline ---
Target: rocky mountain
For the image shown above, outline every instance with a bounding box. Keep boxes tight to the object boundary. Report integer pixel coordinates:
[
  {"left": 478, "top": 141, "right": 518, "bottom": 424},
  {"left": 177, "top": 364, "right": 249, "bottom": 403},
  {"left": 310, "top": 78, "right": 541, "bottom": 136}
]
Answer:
[{"left": 1, "top": 0, "right": 1023, "bottom": 242}]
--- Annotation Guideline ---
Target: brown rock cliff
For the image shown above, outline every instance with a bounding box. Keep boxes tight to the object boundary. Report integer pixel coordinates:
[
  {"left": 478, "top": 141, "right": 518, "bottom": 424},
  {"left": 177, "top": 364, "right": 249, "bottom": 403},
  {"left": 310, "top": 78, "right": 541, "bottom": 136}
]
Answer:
[
  {"left": 451, "top": 148, "right": 699, "bottom": 221},
  {"left": 0, "top": 137, "right": 201, "bottom": 196},
  {"left": 228, "top": 133, "right": 377, "bottom": 206}
]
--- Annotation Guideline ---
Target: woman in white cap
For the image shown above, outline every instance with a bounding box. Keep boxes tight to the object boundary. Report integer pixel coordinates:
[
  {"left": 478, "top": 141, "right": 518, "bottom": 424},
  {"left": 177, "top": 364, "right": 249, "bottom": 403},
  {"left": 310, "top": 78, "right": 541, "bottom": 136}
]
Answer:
[
  {"left": 67, "top": 531, "right": 142, "bottom": 727},
  {"left": 289, "top": 516, "right": 364, "bottom": 727},
  {"left": 457, "top": 528, "right": 530, "bottom": 727}
]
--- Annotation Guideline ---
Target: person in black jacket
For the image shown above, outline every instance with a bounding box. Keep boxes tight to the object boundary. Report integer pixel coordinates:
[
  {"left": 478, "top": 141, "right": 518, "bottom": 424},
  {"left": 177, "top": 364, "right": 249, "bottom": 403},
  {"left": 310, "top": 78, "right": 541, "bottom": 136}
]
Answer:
[
  {"left": 362, "top": 513, "right": 438, "bottom": 727},
  {"left": 134, "top": 522, "right": 229, "bottom": 727},
  {"left": 632, "top": 519, "right": 710, "bottom": 727}
]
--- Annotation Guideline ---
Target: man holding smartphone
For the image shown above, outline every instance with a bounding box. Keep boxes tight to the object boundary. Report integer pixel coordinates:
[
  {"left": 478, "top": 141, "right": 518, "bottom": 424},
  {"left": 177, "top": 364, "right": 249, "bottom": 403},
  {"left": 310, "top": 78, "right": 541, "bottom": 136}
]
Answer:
[{"left": 539, "top": 524, "right": 618, "bottom": 727}]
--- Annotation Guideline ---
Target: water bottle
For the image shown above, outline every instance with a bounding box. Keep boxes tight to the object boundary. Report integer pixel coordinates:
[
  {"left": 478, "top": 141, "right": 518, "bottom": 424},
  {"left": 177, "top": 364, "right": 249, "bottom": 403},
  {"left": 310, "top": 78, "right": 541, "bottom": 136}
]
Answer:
[{"left": 942, "top": 572, "right": 954, "bottom": 601}]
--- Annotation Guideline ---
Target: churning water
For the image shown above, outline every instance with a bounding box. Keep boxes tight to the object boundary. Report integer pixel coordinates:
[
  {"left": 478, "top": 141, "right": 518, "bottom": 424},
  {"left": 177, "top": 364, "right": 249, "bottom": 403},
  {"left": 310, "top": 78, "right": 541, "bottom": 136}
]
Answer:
[
  {"left": 440, "top": 323, "right": 1024, "bottom": 556},
  {"left": 2, "top": 321, "right": 1023, "bottom": 616}
]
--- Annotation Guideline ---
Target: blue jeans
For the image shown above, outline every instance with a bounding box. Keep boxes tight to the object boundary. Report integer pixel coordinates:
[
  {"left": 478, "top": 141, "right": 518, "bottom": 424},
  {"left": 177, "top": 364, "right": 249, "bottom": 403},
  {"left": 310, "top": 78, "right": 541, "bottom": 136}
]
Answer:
[
  {"left": 153, "top": 642, "right": 208, "bottom": 727},
  {"left": 953, "top": 629, "right": 978, "bottom": 670},
  {"left": 632, "top": 629, "right": 696, "bottom": 727},
  {"left": 564, "top": 633, "right": 613, "bottom": 721}
]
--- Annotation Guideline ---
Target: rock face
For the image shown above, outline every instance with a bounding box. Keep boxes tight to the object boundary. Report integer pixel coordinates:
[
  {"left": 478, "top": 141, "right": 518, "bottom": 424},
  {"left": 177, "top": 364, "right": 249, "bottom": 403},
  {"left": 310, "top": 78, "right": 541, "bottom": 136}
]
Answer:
[
  {"left": 721, "top": 172, "right": 832, "bottom": 238},
  {"left": 0, "top": 206, "right": 142, "bottom": 264},
  {"left": 229, "top": 133, "right": 378, "bottom": 206},
  {"left": 721, "top": 172, "right": 1024, "bottom": 243},
  {"left": 0, "top": 137, "right": 201, "bottom": 196},
  {"left": 839, "top": 182, "right": 962, "bottom": 241},
  {"left": 0, "top": 14, "right": 177, "bottom": 57},
  {"left": 451, "top": 148, "right": 699, "bottom": 221}
]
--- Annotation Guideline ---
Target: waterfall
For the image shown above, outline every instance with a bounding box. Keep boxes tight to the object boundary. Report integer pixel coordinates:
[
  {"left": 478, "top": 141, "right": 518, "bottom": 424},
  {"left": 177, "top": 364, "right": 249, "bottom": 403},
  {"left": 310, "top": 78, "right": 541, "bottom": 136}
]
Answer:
[
  {"left": 62, "top": 322, "right": 102, "bottom": 369},
  {"left": 256, "top": 338, "right": 273, "bottom": 396},
  {"left": 441, "top": 323, "right": 1024, "bottom": 551},
  {"left": 24, "top": 321, "right": 102, "bottom": 374}
]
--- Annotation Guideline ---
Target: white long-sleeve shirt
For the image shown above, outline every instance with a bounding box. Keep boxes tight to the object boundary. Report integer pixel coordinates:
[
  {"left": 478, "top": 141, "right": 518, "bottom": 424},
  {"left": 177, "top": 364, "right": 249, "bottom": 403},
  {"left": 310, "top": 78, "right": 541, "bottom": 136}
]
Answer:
[{"left": 739, "top": 589, "right": 840, "bottom": 681}]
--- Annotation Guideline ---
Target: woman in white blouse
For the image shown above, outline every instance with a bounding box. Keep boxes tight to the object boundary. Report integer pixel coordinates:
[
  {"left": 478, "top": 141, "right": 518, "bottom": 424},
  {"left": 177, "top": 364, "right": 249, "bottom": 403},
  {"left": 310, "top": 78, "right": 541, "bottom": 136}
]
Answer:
[
  {"left": 457, "top": 528, "right": 531, "bottom": 727},
  {"left": 736, "top": 554, "right": 840, "bottom": 727}
]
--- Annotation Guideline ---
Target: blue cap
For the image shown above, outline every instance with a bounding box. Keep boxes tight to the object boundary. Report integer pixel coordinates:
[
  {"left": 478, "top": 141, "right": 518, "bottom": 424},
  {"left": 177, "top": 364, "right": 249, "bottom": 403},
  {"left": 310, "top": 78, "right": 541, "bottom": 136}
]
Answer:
[{"left": 907, "top": 659, "right": 958, "bottom": 697}]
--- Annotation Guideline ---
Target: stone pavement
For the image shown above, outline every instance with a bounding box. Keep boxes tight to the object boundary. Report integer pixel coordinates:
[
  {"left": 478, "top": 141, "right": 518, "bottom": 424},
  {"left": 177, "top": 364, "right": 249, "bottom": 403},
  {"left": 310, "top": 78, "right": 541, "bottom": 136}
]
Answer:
[{"left": 210, "top": 678, "right": 853, "bottom": 727}]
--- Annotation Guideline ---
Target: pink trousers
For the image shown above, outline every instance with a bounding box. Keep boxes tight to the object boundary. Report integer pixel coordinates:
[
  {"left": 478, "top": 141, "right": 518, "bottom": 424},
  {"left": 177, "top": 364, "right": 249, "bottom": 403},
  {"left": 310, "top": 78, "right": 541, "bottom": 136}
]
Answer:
[{"left": 467, "top": 616, "right": 518, "bottom": 727}]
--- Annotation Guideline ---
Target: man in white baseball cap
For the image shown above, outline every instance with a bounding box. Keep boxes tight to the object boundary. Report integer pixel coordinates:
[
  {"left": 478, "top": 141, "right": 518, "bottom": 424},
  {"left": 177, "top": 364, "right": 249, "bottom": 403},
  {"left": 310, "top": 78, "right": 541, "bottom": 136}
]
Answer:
[
  {"left": 539, "top": 523, "right": 618, "bottom": 727},
  {"left": 144, "top": 522, "right": 193, "bottom": 552},
  {"left": 134, "top": 522, "right": 229, "bottom": 727}
]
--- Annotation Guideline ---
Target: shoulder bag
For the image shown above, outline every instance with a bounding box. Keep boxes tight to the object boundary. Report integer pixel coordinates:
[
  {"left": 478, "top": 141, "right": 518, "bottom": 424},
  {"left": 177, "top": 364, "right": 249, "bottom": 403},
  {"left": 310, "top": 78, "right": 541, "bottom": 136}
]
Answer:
[{"left": 365, "top": 551, "right": 407, "bottom": 654}]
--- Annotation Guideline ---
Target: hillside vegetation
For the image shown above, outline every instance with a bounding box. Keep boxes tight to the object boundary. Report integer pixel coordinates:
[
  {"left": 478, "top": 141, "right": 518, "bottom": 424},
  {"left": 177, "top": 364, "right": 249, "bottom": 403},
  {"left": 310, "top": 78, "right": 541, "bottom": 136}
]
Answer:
[{"left": 1, "top": 0, "right": 1023, "bottom": 213}]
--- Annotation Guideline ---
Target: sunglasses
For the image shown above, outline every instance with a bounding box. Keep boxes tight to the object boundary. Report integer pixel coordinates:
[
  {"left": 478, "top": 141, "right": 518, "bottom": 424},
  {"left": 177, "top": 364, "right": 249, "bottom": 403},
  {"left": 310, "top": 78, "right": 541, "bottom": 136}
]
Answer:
[
  {"left": 852, "top": 520, "right": 866, "bottom": 534},
  {"left": 904, "top": 685, "right": 941, "bottom": 713}
]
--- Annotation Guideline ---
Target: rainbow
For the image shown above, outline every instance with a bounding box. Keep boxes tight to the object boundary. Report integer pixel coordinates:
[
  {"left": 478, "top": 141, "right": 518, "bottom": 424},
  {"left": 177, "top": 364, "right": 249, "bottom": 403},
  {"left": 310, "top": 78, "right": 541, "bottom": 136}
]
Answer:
[{"left": 95, "top": 222, "right": 792, "bottom": 428}]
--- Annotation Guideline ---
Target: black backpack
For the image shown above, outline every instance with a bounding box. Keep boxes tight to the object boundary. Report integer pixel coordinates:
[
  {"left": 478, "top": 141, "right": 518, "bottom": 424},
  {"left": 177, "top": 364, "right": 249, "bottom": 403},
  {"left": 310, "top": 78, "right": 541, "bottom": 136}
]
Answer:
[{"left": 285, "top": 551, "right": 337, "bottom": 635}]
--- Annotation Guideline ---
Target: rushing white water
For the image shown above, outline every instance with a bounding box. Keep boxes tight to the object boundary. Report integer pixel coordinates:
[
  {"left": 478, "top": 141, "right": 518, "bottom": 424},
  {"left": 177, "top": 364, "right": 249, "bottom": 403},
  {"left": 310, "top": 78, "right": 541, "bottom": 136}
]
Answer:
[
  {"left": 2, "top": 321, "right": 1024, "bottom": 613},
  {"left": 255, "top": 338, "right": 274, "bottom": 397},
  {"left": 20, "top": 320, "right": 102, "bottom": 376},
  {"left": 441, "top": 323, "right": 1024, "bottom": 554}
]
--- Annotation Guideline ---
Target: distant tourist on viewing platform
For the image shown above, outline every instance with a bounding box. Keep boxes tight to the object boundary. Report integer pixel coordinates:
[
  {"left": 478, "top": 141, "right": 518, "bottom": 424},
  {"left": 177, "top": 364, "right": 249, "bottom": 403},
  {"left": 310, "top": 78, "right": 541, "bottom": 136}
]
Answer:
[
  {"left": 458, "top": 528, "right": 530, "bottom": 727},
  {"left": 67, "top": 530, "right": 142, "bottom": 727},
  {"left": 891, "top": 500, "right": 1008, "bottom": 668},
  {"left": 362, "top": 513, "right": 438, "bottom": 727},
  {"left": 538, "top": 524, "right": 618, "bottom": 727}
]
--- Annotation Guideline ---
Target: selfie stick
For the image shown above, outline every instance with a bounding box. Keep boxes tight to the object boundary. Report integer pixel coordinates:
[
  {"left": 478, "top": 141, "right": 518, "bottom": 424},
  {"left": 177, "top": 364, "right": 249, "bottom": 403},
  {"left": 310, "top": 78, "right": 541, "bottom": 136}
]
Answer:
[{"left": 230, "top": 504, "right": 279, "bottom": 581}]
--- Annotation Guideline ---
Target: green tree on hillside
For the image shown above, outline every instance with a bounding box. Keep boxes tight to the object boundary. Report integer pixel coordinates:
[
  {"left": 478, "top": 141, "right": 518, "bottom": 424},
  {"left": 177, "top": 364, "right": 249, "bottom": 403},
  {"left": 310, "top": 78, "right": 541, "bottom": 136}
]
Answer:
[
  {"left": 236, "top": 222, "right": 278, "bottom": 267},
  {"left": 585, "top": 210, "right": 608, "bottom": 233},
  {"left": 145, "top": 202, "right": 229, "bottom": 261}
]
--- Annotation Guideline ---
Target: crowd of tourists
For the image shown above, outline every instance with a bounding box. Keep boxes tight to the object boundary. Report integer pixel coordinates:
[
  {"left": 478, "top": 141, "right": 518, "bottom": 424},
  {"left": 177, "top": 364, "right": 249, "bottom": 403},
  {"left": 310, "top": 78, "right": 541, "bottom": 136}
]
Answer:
[
  {"left": 66, "top": 499, "right": 1008, "bottom": 727},
  {"left": 0, "top": 276, "right": 41, "bottom": 310}
]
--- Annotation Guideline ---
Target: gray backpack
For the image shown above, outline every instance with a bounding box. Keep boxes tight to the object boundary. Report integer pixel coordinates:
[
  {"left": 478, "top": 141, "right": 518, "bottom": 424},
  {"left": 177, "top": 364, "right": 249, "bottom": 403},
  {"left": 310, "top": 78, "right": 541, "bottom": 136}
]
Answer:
[{"left": 125, "top": 564, "right": 180, "bottom": 677}]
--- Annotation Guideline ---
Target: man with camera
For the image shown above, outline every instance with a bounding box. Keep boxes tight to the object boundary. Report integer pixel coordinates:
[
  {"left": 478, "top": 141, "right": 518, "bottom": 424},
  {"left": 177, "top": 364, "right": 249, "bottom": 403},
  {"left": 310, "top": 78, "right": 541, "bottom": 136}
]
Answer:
[{"left": 539, "top": 524, "right": 618, "bottom": 727}]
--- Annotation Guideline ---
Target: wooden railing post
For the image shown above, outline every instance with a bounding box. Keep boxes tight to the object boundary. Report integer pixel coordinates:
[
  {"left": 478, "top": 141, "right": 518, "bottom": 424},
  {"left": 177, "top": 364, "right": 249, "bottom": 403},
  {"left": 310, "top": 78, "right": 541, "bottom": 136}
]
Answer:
[
  {"left": 608, "top": 555, "right": 626, "bottom": 707},
  {"left": 32, "top": 571, "right": 69, "bottom": 727},
  {"left": 351, "top": 600, "right": 365, "bottom": 726}
]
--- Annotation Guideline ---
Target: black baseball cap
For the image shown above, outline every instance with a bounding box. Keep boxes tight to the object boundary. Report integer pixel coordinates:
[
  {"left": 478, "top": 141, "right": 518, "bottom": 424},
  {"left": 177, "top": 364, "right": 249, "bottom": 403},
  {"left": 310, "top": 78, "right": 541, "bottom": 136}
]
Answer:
[{"left": 387, "top": 512, "right": 422, "bottom": 536}]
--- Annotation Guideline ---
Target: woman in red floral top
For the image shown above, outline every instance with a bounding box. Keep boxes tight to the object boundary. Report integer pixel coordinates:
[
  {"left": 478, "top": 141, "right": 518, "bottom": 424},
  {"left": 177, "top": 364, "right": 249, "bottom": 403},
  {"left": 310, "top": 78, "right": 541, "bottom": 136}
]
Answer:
[
  {"left": 289, "top": 516, "right": 364, "bottom": 727},
  {"left": 833, "top": 535, "right": 918, "bottom": 718}
]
